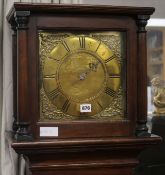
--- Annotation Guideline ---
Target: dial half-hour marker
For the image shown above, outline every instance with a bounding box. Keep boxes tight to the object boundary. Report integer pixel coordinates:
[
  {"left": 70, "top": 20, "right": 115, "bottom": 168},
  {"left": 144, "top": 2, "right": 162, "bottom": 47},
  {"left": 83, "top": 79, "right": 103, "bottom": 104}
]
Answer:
[
  {"left": 97, "top": 101, "right": 103, "bottom": 110},
  {"left": 62, "top": 41, "right": 70, "bottom": 52},
  {"left": 79, "top": 36, "right": 85, "bottom": 49},
  {"left": 109, "top": 74, "right": 120, "bottom": 78},
  {"left": 44, "top": 74, "right": 56, "bottom": 78},
  {"left": 48, "top": 56, "right": 60, "bottom": 62},
  {"left": 105, "top": 54, "right": 116, "bottom": 63},
  {"left": 62, "top": 99, "right": 71, "bottom": 112},
  {"left": 47, "top": 88, "right": 60, "bottom": 100},
  {"left": 105, "top": 87, "right": 116, "bottom": 97}
]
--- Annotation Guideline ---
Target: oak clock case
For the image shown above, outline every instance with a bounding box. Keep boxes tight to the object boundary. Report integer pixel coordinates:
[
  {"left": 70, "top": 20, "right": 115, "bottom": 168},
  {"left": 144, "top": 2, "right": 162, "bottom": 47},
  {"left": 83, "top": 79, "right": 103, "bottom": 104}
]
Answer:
[
  {"left": 6, "top": 3, "right": 156, "bottom": 140},
  {"left": 40, "top": 32, "right": 125, "bottom": 121},
  {"left": 7, "top": 4, "right": 162, "bottom": 175}
]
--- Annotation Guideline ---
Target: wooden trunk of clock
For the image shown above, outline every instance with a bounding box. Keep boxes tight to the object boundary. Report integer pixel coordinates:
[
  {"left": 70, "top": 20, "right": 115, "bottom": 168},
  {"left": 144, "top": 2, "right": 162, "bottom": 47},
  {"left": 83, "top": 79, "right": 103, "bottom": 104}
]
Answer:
[
  {"left": 7, "top": 3, "right": 161, "bottom": 175},
  {"left": 13, "top": 137, "right": 161, "bottom": 175}
]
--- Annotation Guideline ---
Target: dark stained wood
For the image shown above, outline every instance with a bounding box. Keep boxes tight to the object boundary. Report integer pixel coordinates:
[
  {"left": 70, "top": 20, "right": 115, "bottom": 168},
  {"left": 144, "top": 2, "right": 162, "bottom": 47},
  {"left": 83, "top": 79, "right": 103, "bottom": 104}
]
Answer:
[
  {"left": 12, "top": 25, "right": 18, "bottom": 133},
  {"left": 34, "top": 14, "right": 137, "bottom": 139},
  {"left": 37, "top": 120, "right": 131, "bottom": 138},
  {"left": 7, "top": 3, "right": 161, "bottom": 175},
  {"left": 15, "top": 11, "right": 30, "bottom": 123},
  {"left": 17, "top": 30, "right": 29, "bottom": 122},
  {"left": 9, "top": 7, "right": 139, "bottom": 139},
  {"left": 12, "top": 136, "right": 161, "bottom": 175},
  {"left": 7, "top": 3, "right": 155, "bottom": 139},
  {"left": 136, "top": 30, "right": 148, "bottom": 136},
  {"left": 7, "top": 3, "right": 155, "bottom": 22},
  {"left": 28, "top": 16, "right": 39, "bottom": 139},
  {"left": 12, "top": 136, "right": 161, "bottom": 153},
  {"left": 6, "top": 3, "right": 155, "bottom": 32},
  {"left": 136, "top": 15, "right": 151, "bottom": 136}
]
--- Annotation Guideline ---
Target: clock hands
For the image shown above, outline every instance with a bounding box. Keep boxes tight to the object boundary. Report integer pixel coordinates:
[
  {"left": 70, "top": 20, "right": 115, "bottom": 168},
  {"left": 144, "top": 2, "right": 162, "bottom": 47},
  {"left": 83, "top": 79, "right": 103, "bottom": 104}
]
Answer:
[
  {"left": 89, "top": 62, "right": 99, "bottom": 72},
  {"left": 79, "top": 61, "right": 100, "bottom": 81},
  {"left": 79, "top": 72, "right": 87, "bottom": 80}
]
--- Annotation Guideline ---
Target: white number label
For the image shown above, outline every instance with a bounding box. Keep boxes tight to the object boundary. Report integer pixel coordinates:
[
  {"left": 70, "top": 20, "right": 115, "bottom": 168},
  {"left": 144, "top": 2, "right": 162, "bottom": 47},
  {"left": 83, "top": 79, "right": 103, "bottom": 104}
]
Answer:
[
  {"left": 80, "top": 104, "right": 91, "bottom": 112},
  {"left": 40, "top": 127, "right": 58, "bottom": 137}
]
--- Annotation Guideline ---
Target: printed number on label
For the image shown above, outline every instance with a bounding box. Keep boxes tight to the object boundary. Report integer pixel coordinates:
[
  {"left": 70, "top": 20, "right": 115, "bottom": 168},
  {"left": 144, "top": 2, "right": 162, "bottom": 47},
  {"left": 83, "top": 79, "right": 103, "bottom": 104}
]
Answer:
[{"left": 80, "top": 104, "right": 91, "bottom": 112}]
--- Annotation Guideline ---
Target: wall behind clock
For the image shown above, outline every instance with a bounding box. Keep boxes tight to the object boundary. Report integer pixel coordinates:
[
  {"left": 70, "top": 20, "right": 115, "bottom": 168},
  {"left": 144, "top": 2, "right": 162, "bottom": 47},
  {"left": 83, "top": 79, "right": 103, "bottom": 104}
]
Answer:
[{"left": 82, "top": 0, "right": 165, "bottom": 18}]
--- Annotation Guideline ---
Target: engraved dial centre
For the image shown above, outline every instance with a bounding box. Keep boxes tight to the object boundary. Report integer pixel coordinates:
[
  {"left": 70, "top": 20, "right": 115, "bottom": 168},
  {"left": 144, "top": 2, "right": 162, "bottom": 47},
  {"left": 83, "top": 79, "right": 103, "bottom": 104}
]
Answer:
[{"left": 58, "top": 51, "right": 106, "bottom": 102}]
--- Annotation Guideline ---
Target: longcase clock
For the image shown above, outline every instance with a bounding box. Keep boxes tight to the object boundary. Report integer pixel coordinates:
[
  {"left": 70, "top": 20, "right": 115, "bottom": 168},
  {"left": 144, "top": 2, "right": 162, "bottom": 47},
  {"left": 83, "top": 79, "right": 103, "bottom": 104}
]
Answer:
[{"left": 7, "top": 3, "right": 161, "bottom": 175}]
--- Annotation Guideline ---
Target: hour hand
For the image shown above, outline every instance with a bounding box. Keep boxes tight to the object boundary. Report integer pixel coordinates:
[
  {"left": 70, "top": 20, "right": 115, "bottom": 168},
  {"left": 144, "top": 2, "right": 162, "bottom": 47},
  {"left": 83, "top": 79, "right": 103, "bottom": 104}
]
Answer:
[{"left": 78, "top": 62, "right": 99, "bottom": 80}]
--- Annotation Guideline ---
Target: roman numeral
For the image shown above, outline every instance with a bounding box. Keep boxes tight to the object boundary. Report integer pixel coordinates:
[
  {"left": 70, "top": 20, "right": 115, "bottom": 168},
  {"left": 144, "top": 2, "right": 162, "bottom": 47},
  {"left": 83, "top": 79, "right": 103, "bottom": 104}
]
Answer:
[
  {"left": 62, "top": 41, "right": 70, "bottom": 52},
  {"left": 44, "top": 74, "right": 56, "bottom": 78},
  {"left": 105, "top": 54, "right": 116, "bottom": 63},
  {"left": 95, "top": 41, "right": 101, "bottom": 52},
  {"left": 105, "top": 87, "right": 116, "bottom": 97},
  {"left": 109, "top": 74, "right": 120, "bottom": 78},
  {"left": 47, "top": 88, "right": 60, "bottom": 100},
  {"left": 62, "top": 99, "right": 70, "bottom": 112},
  {"left": 79, "top": 36, "right": 85, "bottom": 49}
]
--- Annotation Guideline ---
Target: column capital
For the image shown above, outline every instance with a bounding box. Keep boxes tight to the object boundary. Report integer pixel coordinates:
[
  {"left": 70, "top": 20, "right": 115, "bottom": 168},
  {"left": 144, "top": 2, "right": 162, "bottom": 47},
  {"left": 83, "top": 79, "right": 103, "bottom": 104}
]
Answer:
[
  {"left": 14, "top": 11, "right": 30, "bottom": 29},
  {"left": 136, "top": 15, "right": 150, "bottom": 32}
]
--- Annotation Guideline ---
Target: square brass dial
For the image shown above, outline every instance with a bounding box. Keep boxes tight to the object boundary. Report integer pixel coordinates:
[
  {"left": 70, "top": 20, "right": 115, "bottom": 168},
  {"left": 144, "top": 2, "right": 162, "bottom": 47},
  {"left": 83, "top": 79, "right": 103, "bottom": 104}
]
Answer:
[{"left": 39, "top": 31, "right": 126, "bottom": 121}]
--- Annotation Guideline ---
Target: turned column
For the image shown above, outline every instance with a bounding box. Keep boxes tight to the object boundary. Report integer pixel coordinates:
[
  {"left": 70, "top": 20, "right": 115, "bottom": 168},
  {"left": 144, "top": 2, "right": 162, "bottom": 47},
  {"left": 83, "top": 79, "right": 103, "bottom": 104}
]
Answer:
[
  {"left": 14, "top": 11, "right": 32, "bottom": 141},
  {"left": 136, "top": 15, "right": 150, "bottom": 136},
  {"left": 11, "top": 24, "right": 18, "bottom": 134}
]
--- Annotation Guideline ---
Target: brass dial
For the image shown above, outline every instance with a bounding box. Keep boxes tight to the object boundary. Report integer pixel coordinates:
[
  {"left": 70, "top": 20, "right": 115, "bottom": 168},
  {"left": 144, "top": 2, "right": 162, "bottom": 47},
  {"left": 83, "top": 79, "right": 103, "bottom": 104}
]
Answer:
[{"left": 42, "top": 36, "right": 120, "bottom": 117}]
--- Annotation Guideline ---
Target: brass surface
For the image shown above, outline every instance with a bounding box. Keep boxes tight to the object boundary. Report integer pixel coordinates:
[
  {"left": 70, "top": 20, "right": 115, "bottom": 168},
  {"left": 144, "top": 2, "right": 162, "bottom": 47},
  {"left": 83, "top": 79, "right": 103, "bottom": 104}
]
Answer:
[{"left": 39, "top": 32, "right": 125, "bottom": 121}]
